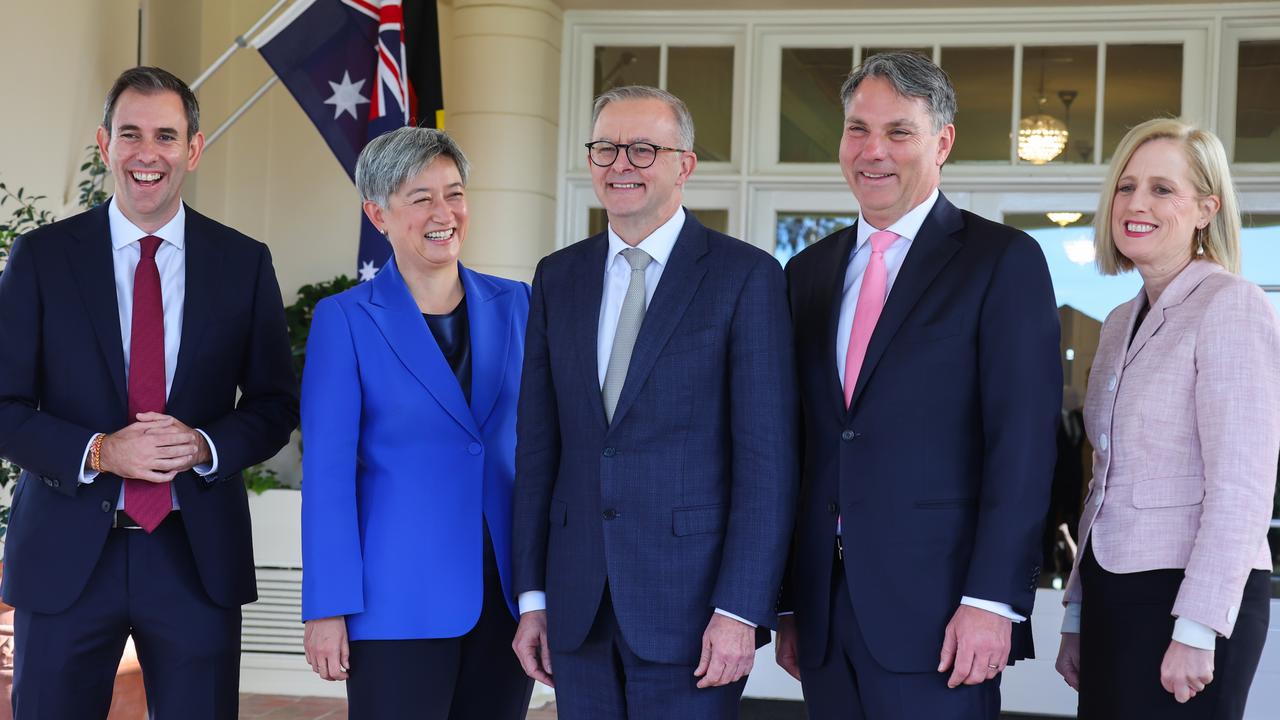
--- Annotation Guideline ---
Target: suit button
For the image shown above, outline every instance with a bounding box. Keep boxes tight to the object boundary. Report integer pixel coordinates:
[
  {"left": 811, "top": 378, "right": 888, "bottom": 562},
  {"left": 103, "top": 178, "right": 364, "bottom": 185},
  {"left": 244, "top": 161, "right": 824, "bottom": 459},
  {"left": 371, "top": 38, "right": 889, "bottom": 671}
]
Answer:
[
  {"left": 1098, "top": 433, "right": 1109, "bottom": 451},
  {"left": 602, "top": 509, "right": 618, "bottom": 520},
  {"left": 101, "top": 501, "right": 112, "bottom": 513},
  {"left": 828, "top": 502, "right": 839, "bottom": 514},
  {"left": 43, "top": 476, "right": 58, "bottom": 488},
  {"left": 1107, "top": 375, "right": 1117, "bottom": 392},
  {"left": 467, "top": 442, "right": 482, "bottom": 456},
  {"left": 602, "top": 447, "right": 616, "bottom": 457},
  {"left": 841, "top": 430, "right": 858, "bottom": 441}
]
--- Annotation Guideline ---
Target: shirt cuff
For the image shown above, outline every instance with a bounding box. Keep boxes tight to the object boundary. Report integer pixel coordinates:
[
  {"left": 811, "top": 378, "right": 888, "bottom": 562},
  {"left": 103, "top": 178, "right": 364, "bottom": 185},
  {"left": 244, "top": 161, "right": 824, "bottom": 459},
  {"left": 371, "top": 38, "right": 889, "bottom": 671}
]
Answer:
[
  {"left": 1172, "top": 617, "right": 1218, "bottom": 650},
  {"left": 714, "top": 608, "right": 757, "bottom": 628},
  {"left": 1061, "top": 602, "right": 1082, "bottom": 634},
  {"left": 960, "top": 596, "right": 1026, "bottom": 622},
  {"left": 79, "top": 433, "right": 103, "bottom": 484},
  {"left": 518, "top": 591, "right": 546, "bottom": 614},
  {"left": 193, "top": 429, "right": 218, "bottom": 476}
]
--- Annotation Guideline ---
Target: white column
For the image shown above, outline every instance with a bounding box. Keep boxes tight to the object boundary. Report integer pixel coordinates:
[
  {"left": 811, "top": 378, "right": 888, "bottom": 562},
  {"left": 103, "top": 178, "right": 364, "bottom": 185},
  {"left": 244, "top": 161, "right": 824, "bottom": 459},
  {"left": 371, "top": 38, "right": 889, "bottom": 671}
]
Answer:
[{"left": 447, "top": 0, "right": 564, "bottom": 283}]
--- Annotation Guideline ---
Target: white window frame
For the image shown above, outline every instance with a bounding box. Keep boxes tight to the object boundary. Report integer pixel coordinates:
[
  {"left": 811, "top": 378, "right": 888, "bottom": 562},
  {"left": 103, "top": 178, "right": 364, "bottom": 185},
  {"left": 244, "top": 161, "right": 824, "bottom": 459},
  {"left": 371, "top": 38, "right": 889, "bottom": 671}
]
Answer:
[{"left": 1218, "top": 21, "right": 1280, "bottom": 169}]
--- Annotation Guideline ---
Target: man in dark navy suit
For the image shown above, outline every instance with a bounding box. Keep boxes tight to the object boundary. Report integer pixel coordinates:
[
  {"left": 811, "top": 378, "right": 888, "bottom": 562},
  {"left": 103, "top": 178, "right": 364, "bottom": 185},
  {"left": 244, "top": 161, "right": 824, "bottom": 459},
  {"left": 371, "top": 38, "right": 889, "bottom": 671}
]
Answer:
[
  {"left": 511, "top": 86, "right": 798, "bottom": 719},
  {"left": 775, "top": 53, "right": 1061, "bottom": 719},
  {"left": 0, "top": 66, "right": 298, "bottom": 719}
]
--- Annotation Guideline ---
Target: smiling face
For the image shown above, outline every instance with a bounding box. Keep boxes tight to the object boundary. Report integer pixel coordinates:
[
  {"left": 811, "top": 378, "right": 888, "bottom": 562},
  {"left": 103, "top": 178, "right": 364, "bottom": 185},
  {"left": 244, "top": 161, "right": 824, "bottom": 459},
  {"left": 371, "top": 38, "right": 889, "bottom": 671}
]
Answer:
[
  {"left": 839, "top": 76, "right": 954, "bottom": 229},
  {"left": 589, "top": 97, "right": 696, "bottom": 244},
  {"left": 97, "top": 88, "right": 204, "bottom": 233},
  {"left": 365, "top": 155, "right": 468, "bottom": 275},
  {"left": 1110, "top": 138, "right": 1219, "bottom": 275}
]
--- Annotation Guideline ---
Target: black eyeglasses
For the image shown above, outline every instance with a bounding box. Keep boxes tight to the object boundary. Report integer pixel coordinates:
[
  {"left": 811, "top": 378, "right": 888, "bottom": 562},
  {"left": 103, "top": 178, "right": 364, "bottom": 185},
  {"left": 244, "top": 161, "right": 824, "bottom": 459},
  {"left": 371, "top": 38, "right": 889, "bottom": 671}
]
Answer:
[{"left": 585, "top": 141, "right": 687, "bottom": 169}]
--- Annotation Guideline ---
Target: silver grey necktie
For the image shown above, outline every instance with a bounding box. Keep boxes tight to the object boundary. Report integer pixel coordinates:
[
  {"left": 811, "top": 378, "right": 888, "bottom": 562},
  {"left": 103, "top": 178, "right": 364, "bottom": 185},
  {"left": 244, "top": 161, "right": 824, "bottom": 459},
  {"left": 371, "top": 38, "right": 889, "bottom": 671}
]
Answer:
[{"left": 602, "top": 247, "right": 653, "bottom": 423}]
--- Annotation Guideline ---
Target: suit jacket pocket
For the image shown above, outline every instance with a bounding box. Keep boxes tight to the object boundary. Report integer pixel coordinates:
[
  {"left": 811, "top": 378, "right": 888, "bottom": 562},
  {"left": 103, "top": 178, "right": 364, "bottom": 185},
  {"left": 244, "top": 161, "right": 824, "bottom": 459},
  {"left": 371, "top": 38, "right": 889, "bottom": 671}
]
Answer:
[
  {"left": 673, "top": 503, "right": 727, "bottom": 536},
  {"left": 913, "top": 497, "right": 977, "bottom": 509},
  {"left": 1131, "top": 476, "right": 1204, "bottom": 508},
  {"left": 550, "top": 498, "right": 568, "bottom": 527}
]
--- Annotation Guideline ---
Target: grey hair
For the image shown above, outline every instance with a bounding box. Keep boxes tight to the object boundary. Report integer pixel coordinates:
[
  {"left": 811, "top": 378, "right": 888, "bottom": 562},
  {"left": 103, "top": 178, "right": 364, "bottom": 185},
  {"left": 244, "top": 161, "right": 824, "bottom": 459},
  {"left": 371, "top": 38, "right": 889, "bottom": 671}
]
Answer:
[
  {"left": 840, "top": 52, "right": 956, "bottom": 133},
  {"left": 591, "top": 85, "right": 695, "bottom": 151},
  {"left": 355, "top": 127, "right": 471, "bottom": 208}
]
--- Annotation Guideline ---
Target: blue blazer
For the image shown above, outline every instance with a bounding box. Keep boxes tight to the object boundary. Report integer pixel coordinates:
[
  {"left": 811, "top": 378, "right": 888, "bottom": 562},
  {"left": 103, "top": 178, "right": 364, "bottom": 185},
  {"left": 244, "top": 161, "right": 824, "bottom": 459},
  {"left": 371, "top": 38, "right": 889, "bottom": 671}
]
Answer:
[
  {"left": 512, "top": 211, "right": 799, "bottom": 665},
  {"left": 0, "top": 202, "right": 299, "bottom": 613},
  {"left": 782, "top": 193, "right": 1062, "bottom": 673},
  {"left": 301, "top": 258, "right": 530, "bottom": 640}
]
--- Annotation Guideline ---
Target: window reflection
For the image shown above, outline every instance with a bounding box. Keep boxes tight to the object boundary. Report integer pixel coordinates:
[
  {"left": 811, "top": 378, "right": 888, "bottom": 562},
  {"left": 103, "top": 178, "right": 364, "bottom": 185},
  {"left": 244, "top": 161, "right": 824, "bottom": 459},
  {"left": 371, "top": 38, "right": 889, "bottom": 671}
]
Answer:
[
  {"left": 774, "top": 212, "right": 855, "bottom": 266},
  {"left": 1103, "top": 44, "right": 1182, "bottom": 161},
  {"left": 1236, "top": 40, "right": 1280, "bottom": 163},
  {"left": 593, "top": 46, "right": 659, "bottom": 96},
  {"left": 780, "top": 48, "right": 851, "bottom": 163},
  {"left": 668, "top": 47, "right": 735, "bottom": 162},
  {"left": 942, "top": 47, "right": 1015, "bottom": 162},
  {"left": 1020, "top": 46, "right": 1097, "bottom": 165}
]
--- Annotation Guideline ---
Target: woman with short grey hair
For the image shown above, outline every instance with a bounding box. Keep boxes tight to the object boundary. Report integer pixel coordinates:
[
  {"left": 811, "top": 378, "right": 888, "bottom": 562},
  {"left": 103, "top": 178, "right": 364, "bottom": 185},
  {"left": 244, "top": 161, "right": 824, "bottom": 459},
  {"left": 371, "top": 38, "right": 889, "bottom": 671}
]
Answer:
[{"left": 300, "top": 126, "right": 534, "bottom": 719}]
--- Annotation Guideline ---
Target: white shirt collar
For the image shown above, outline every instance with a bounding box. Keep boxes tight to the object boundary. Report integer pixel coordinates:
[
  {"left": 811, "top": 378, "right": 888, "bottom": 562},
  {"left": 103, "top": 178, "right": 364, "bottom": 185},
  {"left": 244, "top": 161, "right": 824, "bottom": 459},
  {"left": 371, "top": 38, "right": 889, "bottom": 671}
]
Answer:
[
  {"left": 606, "top": 206, "right": 685, "bottom": 270},
  {"left": 855, "top": 188, "right": 939, "bottom": 250},
  {"left": 108, "top": 196, "right": 186, "bottom": 251}
]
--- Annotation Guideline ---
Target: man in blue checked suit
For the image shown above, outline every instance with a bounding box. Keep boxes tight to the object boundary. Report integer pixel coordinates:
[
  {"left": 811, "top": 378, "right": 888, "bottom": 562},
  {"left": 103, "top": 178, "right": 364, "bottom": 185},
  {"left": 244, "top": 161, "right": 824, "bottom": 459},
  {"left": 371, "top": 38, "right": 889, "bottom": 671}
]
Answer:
[{"left": 511, "top": 86, "right": 799, "bottom": 719}]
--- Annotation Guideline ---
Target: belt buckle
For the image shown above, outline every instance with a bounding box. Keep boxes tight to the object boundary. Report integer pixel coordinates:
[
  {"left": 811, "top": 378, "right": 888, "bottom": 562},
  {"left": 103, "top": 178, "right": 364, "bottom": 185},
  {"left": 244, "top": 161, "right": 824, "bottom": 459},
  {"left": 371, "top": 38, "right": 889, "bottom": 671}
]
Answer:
[{"left": 114, "top": 511, "right": 143, "bottom": 530}]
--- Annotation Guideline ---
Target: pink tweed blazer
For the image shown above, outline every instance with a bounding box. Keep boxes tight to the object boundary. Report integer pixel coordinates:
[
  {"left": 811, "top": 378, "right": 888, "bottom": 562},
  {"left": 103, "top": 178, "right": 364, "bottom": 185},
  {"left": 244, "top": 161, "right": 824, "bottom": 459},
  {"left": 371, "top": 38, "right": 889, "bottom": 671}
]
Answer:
[{"left": 1064, "top": 259, "right": 1280, "bottom": 637}]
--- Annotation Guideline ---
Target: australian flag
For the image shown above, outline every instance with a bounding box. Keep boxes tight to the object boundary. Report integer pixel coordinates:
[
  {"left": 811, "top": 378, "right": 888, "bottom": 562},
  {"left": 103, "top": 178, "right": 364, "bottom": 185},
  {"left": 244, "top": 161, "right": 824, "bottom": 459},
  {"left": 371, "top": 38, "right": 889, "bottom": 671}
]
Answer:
[{"left": 256, "top": 0, "right": 444, "bottom": 280}]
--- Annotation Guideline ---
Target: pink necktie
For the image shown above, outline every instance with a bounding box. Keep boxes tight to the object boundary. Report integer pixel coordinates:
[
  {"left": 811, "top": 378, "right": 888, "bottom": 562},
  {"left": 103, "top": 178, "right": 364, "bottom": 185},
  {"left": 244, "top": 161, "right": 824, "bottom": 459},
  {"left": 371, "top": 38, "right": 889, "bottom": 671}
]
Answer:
[
  {"left": 125, "top": 235, "right": 171, "bottom": 533},
  {"left": 842, "top": 230, "right": 898, "bottom": 408}
]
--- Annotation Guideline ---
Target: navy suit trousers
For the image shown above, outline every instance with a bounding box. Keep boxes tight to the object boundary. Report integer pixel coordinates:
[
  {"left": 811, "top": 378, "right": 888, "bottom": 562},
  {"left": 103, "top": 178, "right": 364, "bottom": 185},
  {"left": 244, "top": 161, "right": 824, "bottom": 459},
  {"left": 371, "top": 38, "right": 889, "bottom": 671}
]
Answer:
[{"left": 12, "top": 515, "right": 241, "bottom": 720}]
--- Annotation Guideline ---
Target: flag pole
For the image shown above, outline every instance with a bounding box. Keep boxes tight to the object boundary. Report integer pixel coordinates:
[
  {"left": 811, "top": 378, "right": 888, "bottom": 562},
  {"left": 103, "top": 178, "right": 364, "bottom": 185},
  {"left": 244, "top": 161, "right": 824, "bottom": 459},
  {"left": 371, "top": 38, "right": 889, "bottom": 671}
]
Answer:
[
  {"left": 190, "top": 0, "right": 293, "bottom": 91},
  {"left": 204, "top": 76, "right": 279, "bottom": 149}
]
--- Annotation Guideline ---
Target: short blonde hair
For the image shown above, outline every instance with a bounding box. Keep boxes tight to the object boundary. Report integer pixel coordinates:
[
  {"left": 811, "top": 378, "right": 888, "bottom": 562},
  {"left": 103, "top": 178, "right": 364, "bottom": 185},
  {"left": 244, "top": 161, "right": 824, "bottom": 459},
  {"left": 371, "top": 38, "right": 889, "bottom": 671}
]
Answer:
[{"left": 1094, "top": 118, "right": 1240, "bottom": 275}]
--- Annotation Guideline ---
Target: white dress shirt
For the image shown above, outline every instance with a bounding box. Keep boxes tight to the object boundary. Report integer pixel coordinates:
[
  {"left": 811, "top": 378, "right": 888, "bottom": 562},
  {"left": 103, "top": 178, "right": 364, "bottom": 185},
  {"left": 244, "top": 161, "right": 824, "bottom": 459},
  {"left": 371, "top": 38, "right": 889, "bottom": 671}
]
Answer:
[
  {"left": 519, "top": 208, "right": 755, "bottom": 627},
  {"left": 78, "top": 197, "right": 219, "bottom": 509},
  {"left": 830, "top": 189, "right": 1023, "bottom": 624}
]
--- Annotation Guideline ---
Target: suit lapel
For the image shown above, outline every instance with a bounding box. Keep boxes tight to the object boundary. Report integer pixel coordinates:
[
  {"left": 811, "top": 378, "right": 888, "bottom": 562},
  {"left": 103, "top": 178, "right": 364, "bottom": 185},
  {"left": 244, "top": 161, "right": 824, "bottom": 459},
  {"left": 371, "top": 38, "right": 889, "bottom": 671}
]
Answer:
[
  {"left": 822, "top": 225, "right": 858, "bottom": 423},
  {"left": 362, "top": 259, "right": 480, "bottom": 439},
  {"left": 169, "top": 206, "right": 220, "bottom": 407},
  {"left": 1124, "top": 259, "right": 1219, "bottom": 367},
  {"left": 573, "top": 234, "right": 609, "bottom": 427},
  {"left": 65, "top": 204, "right": 128, "bottom": 412},
  {"left": 460, "top": 265, "right": 512, "bottom": 428},
  {"left": 607, "top": 214, "right": 709, "bottom": 430},
  {"left": 847, "top": 195, "right": 963, "bottom": 412}
]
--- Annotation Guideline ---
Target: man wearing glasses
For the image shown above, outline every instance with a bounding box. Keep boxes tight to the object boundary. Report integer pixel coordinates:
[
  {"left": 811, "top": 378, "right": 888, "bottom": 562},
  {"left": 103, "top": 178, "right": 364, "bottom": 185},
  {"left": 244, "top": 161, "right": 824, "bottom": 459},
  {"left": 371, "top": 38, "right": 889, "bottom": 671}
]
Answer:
[{"left": 511, "top": 86, "right": 799, "bottom": 719}]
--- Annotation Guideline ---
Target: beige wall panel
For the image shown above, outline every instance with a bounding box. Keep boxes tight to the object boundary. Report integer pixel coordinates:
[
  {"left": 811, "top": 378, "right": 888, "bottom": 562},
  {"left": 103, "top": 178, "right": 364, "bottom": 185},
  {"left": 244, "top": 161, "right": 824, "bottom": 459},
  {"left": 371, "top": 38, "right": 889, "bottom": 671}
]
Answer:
[
  {"left": 450, "top": 113, "right": 558, "bottom": 196},
  {"left": 0, "top": 0, "right": 139, "bottom": 212},
  {"left": 448, "top": 36, "right": 561, "bottom": 123},
  {"left": 459, "top": 189, "right": 557, "bottom": 281}
]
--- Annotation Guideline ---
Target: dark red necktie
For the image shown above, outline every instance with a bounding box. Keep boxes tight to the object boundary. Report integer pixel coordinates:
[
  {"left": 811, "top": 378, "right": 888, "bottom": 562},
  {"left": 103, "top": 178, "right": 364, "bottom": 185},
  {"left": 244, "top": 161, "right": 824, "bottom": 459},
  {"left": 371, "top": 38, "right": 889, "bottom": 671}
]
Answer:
[{"left": 125, "top": 235, "right": 171, "bottom": 532}]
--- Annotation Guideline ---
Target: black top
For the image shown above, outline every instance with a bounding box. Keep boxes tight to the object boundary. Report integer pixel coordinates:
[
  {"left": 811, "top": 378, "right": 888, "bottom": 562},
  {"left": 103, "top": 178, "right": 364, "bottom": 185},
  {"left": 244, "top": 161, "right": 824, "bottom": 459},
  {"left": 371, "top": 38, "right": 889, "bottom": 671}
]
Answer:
[{"left": 423, "top": 296, "right": 472, "bottom": 405}]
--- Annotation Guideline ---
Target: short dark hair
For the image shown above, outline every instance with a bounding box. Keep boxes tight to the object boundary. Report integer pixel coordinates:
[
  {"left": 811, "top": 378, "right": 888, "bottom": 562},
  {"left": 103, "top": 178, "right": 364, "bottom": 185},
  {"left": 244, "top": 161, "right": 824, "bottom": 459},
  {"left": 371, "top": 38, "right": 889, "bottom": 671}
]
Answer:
[
  {"left": 102, "top": 66, "right": 200, "bottom": 138},
  {"left": 840, "top": 52, "right": 956, "bottom": 133}
]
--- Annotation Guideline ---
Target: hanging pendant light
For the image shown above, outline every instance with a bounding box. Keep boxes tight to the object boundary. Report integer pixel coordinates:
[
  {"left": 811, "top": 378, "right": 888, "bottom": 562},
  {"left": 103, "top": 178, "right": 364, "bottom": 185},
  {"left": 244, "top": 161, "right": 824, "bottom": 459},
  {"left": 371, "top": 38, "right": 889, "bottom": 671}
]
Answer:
[{"left": 1018, "top": 50, "right": 1068, "bottom": 164}]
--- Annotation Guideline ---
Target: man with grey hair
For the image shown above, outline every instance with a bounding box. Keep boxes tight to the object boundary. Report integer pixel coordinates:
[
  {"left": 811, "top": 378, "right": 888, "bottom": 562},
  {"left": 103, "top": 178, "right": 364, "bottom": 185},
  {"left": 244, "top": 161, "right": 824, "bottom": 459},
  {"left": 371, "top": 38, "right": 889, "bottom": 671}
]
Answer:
[
  {"left": 511, "top": 85, "right": 798, "bottom": 718},
  {"left": 776, "top": 52, "right": 1061, "bottom": 718}
]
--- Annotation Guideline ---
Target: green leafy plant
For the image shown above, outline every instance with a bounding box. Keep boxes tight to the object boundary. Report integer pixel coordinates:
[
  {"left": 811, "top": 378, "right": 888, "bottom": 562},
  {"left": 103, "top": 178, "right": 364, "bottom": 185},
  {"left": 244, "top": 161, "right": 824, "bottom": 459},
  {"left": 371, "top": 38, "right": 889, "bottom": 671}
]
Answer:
[
  {"left": 285, "top": 275, "right": 359, "bottom": 380},
  {"left": 242, "top": 464, "right": 283, "bottom": 495}
]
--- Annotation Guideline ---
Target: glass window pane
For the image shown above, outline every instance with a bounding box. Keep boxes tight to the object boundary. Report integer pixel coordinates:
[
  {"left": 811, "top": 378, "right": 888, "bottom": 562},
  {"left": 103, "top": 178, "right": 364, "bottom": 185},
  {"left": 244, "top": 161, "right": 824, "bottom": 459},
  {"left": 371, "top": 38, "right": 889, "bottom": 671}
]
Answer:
[
  {"left": 594, "top": 46, "right": 659, "bottom": 96},
  {"left": 1020, "top": 46, "right": 1097, "bottom": 165},
  {"left": 589, "top": 208, "right": 729, "bottom": 237},
  {"left": 942, "top": 47, "right": 1014, "bottom": 162},
  {"left": 667, "top": 47, "right": 734, "bottom": 162},
  {"left": 1104, "top": 44, "right": 1182, "bottom": 161},
  {"left": 780, "top": 48, "right": 851, "bottom": 164},
  {"left": 775, "top": 212, "right": 855, "bottom": 266},
  {"left": 1236, "top": 40, "right": 1280, "bottom": 163},
  {"left": 860, "top": 47, "right": 931, "bottom": 63},
  {"left": 1242, "top": 213, "right": 1280, "bottom": 316}
]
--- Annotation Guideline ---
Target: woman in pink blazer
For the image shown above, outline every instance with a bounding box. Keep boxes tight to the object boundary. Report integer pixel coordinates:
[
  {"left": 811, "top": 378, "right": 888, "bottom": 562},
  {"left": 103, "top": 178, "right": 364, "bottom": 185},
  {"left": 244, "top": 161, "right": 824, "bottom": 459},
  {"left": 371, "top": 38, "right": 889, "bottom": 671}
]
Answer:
[{"left": 1054, "top": 118, "right": 1280, "bottom": 719}]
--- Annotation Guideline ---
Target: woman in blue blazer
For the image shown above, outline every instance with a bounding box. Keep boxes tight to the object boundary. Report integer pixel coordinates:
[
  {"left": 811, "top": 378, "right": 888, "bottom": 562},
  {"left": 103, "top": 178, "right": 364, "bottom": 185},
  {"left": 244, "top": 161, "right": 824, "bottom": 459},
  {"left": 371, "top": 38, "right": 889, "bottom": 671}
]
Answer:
[{"left": 300, "top": 127, "right": 532, "bottom": 719}]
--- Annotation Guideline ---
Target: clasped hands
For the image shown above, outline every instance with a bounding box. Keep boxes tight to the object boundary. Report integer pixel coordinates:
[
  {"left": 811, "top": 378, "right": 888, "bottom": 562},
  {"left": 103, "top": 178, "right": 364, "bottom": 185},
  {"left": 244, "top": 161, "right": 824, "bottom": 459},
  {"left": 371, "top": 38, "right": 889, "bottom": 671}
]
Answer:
[
  {"left": 98, "top": 412, "right": 210, "bottom": 482},
  {"left": 512, "top": 610, "right": 756, "bottom": 689}
]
